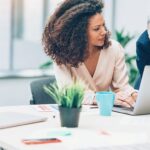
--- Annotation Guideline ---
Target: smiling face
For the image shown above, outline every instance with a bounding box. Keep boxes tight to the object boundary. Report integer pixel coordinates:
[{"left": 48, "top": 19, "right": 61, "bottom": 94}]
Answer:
[{"left": 87, "top": 13, "right": 107, "bottom": 48}]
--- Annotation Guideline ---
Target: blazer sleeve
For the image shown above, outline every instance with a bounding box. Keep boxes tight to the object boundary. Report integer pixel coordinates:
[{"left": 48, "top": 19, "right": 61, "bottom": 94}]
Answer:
[
  {"left": 53, "top": 63, "right": 73, "bottom": 89},
  {"left": 110, "top": 43, "right": 136, "bottom": 100}
]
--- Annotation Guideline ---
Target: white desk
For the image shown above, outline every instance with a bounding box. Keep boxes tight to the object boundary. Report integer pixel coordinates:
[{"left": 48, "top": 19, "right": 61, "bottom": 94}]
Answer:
[{"left": 0, "top": 105, "right": 150, "bottom": 150}]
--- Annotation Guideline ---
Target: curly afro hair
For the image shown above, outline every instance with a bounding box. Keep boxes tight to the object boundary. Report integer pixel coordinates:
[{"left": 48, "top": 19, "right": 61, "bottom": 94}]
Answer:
[{"left": 42, "top": 0, "right": 111, "bottom": 67}]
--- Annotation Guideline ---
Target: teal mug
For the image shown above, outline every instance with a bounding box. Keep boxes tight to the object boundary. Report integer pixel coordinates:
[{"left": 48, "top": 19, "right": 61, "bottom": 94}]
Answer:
[{"left": 96, "top": 91, "right": 115, "bottom": 116}]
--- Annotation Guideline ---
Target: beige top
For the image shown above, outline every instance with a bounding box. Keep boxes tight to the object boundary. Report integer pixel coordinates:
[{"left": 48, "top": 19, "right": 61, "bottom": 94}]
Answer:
[{"left": 54, "top": 40, "right": 136, "bottom": 101}]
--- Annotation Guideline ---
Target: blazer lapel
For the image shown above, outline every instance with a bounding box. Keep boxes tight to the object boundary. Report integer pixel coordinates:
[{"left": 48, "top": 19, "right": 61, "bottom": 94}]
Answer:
[{"left": 71, "top": 64, "right": 98, "bottom": 92}]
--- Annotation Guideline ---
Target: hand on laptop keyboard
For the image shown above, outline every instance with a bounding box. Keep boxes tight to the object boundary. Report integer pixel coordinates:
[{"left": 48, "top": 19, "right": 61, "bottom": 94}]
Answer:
[
  {"left": 115, "top": 96, "right": 136, "bottom": 108},
  {"left": 113, "top": 104, "right": 134, "bottom": 111}
]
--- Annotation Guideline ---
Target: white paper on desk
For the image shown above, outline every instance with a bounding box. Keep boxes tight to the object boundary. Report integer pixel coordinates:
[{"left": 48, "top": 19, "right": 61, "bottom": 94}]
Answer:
[
  {"left": 33, "top": 105, "right": 52, "bottom": 112},
  {"left": 62, "top": 129, "right": 109, "bottom": 149},
  {"left": 107, "top": 132, "right": 149, "bottom": 146},
  {"left": 80, "top": 105, "right": 99, "bottom": 115},
  {"left": 120, "top": 116, "right": 150, "bottom": 126},
  {"left": 33, "top": 104, "right": 59, "bottom": 113},
  {"left": 63, "top": 130, "right": 149, "bottom": 150},
  {"left": 34, "top": 104, "right": 99, "bottom": 115}
]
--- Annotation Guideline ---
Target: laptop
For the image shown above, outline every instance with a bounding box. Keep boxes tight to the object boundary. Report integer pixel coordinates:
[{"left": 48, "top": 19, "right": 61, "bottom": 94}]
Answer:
[
  {"left": 0, "top": 112, "right": 47, "bottom": 129},
  {"left": 113, "top": 66, "right": 150, "bottom": 115}
]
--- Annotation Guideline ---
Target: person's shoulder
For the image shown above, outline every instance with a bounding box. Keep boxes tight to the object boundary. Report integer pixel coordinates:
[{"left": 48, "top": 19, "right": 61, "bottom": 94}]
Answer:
[
  {"left": 138, "top": 30, "right": 147, "bottom": 39},
  {"left": 54, "top": 62, "right": 67, "bottom": 70},
  {"left": 137, "top": 30, "right": 149, "bottom": 44},
  {"left": 136, "top": 30, "right": 150, "bottom": 51},
  {"left": 54, "top": 63, "right": 73, "bottom": 75},
  {"left": 107, "top": 39, "right": 123, "bottom": 53},
  {"left": 109, "top": 39, "right": 121, "bottom": 47},
  {"left": 104, "top": 39, "right": 124, "bottom": 60}
]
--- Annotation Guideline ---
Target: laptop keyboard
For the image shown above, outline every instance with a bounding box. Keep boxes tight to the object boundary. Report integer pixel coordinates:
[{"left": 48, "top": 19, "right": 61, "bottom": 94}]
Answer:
[
  {"left": 77, "top": 143, "right": 150, "bottom": 150},
  {"left": 121, "top": 106, "right": 134, "bottom": 111},
  {"left": 113, "top": 105, "right": 134, "bottom": 112}
]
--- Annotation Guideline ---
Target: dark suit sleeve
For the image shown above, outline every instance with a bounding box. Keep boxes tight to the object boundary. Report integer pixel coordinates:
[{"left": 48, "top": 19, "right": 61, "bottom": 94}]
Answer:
[
  {"left": 136, "top": 41, "right": 147, "bottom": 76},
  {"left": 136, "top": 30, "right": 150, "bottom": 77}
]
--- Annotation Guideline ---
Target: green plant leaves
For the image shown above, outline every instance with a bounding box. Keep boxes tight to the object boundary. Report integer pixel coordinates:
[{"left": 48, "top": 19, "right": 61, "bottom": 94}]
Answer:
[
  {"left": 39, "top": 59, "right": 53, "bottom": 69},
  {"left": 115, "top": 29, "right": 138, "bottom": 85},
  {"left": 44, "top": 81, "right": 85, "bottom": 108},
  {"left": 43, "top": 83, "right": 61, "bottom": 105},
  {"left": 115, "top": 29, "right": 135, "bottom": 47}
]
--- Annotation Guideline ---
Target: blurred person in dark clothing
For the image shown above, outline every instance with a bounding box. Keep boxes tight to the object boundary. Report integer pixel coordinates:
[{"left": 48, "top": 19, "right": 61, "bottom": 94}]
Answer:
[{"left": 135, "top": 19, "right": 150, "bottom": 89}]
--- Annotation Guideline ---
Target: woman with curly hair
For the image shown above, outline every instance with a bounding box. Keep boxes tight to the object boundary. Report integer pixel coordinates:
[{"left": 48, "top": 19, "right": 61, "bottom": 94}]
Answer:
[{"left": 42, "top": 0, "right": 137, "bottom": 107}]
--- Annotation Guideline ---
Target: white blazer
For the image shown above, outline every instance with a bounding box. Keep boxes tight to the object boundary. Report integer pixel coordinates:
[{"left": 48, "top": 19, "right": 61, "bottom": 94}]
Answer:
[{"left": 54, "top": 40, "right": 136, "bottom": 101}]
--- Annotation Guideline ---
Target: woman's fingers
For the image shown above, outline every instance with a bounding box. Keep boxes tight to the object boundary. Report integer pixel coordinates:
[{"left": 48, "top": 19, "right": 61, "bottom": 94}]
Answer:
[
  {"left": 92, "top": 99, "right": 97, "bottom": 105},
  {"left": 82, "top": 97, "right": 93, "bottom": 105},
  {"left": 115, "top": 99, "right": 131, "bottom": 108},
  {"left": 116, "top": 92, "right": 129, "bottom": 100},
  {"left": 125, "top": 96, "right": 136, "bottom": 107},
  {"left": 82, "top": 91, "right": 95, "bottom": 105},
  {"left": 115, "top": 95, "right": 136, "bottom": 108},
  {"left": 82, "top": 97, "right": 97, "bottom": 105}
]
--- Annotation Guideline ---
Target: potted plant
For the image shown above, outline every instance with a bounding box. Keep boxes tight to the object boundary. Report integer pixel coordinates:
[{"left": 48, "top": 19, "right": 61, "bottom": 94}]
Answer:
[{"left": 44, "top": 81, "right": 85, "bottom": 128}]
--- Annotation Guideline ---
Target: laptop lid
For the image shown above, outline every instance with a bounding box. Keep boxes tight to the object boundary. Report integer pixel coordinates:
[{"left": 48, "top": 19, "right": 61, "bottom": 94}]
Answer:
[
  {"left": 113, "top": 66, "right": 150, "bottom": 115},
  {"left": 0, "top": 112, "right": 47, "bottom": 129},
  {"left": 133, "top": 66, "right": 150, "bottom": 115}
]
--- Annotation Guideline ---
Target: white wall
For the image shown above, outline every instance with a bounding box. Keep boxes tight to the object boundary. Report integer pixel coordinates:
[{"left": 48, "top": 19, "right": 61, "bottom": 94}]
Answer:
[
  {"left": 0, "top": 0, "right": 12, "bottom": 70},
  {"left": 116, "top": 0, "right": 150, "bottom": 34},
  {"left": 115, "top": 0, "right": 150, "bottom": 55},
  {"left": 49, "top": 0, "right": 63, "bottom": 15},
  {"left": 13, "top": 39, "right": 48, "bottom": 70},
  {"left": 23, "top": 0, "right": 44, "bottom": 42},
  {"left": 103, "top": 0, "right": 113, "bottom": 32}
]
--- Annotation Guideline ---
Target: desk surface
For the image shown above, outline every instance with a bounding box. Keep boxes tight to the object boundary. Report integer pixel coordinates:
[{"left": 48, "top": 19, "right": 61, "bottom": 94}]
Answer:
[{"left": 0, "top": 105, "right": 150, "bottom": 150}]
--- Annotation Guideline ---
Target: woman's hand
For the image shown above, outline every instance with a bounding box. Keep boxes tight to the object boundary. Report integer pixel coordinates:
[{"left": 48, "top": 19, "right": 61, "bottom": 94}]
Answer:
[
  {"left": 82, "top": 96, "right": 97, "bottom": 105},
  {"left": 131, "top": 92, "right": 138, "bottom": 101},
  {"left": 82, "top": 91, "right": 97, "bottom": 105},
  {"left": 115, "top": 92, "right": 138, "bottom": 108}
]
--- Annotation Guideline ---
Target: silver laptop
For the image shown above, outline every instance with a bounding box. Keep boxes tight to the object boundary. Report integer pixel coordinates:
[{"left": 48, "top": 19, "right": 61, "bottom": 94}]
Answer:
[
  {"left": 0, "top": 112, "right": 47, "bottom": 129},
  {"left": 113, "top": 66, "right": 150, "bottom": 115}
]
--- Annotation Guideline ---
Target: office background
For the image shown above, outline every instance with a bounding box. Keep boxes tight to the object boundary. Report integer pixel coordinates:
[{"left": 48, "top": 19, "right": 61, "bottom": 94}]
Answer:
[{"left": 0, "top": 0, "right": 150, "bottom": 106}]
